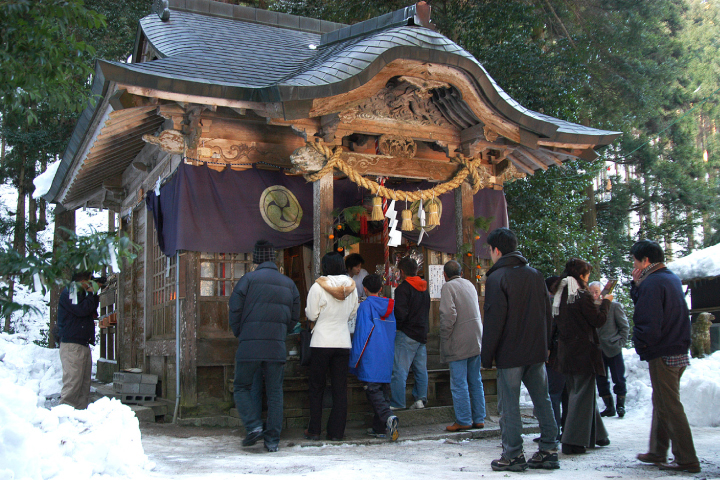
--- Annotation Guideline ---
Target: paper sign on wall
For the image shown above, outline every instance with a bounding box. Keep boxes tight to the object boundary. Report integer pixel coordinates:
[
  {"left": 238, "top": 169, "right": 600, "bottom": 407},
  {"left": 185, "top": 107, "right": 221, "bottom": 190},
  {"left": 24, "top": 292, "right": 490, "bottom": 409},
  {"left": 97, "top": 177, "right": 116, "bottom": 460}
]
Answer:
[{"left": 428, "top": 264, "right": 445, "bottom": 300}]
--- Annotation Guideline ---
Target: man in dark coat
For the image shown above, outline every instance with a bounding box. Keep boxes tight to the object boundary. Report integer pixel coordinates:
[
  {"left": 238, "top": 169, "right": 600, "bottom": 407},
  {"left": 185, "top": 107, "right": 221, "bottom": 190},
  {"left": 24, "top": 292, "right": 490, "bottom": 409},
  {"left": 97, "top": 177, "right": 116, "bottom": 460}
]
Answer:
[
  {"left": 390, "top": 257, "right": 430, "bottom": 410},
  {"left": 482, "top": 228, "right": 558, "bottom": 472},
  {"left": 229, "top": 240, "right": 300, "bottom": 452},
  {"left": 57, "top": 271, "right": 100, "bottom": 409},
  {"left": 631, "top": 240, "right": 700, "bottom": 473}
]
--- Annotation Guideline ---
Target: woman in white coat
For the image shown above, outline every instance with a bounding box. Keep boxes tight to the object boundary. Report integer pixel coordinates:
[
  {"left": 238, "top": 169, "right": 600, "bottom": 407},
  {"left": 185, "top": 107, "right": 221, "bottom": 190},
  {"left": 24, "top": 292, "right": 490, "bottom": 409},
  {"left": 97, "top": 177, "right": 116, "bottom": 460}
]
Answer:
[{"left": 304, "top": 252, "right": 359, "bottom": 441}]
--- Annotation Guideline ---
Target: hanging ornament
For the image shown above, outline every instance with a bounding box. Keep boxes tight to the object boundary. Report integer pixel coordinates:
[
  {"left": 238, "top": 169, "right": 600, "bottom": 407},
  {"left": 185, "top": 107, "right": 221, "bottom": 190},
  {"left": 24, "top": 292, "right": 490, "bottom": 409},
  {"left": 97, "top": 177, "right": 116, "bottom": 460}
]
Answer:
[
  {"left": 401, "top": 195, "right": 413, "bottom": 231},
  {"left": 360, "top": 213, "right": 368, "bottom": 235},
  {"left": 371, "top": 196, "right": 384, "bottom": 221},
  {"left": 426, "top": 191, "right": 440, "bottom": 226}
]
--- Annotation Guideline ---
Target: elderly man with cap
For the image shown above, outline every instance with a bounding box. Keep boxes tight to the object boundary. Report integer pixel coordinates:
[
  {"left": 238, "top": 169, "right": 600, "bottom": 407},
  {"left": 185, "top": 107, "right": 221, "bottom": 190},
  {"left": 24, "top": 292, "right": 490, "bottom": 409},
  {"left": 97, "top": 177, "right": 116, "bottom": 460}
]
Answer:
[{"left": 229, "top": 240, "right": 300, "bottom": 452}]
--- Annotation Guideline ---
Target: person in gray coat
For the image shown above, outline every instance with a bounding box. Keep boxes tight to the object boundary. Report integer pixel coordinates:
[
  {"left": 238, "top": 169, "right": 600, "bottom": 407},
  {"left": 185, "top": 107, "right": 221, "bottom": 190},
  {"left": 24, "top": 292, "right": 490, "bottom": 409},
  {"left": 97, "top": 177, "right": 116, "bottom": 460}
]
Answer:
[
  {"left": 229, "top": 240, "right": 300, "bottom": 452},
  {"left": 589, "top": 281, "right": 629, "bottom": 418},
  {"left": 439, "top": 260, "right": 485, "bottom": 432}
]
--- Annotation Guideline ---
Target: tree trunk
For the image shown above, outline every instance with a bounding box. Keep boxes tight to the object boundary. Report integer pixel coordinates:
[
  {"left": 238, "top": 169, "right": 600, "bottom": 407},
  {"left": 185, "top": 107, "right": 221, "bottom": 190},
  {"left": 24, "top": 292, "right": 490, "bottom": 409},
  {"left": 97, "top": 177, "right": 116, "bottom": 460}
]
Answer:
[
  {"left": 48, "top": 208, "right": 76, "bottom": 348},
  {"left": 14, "top": 162, "right": 26, "bottom": 257}
]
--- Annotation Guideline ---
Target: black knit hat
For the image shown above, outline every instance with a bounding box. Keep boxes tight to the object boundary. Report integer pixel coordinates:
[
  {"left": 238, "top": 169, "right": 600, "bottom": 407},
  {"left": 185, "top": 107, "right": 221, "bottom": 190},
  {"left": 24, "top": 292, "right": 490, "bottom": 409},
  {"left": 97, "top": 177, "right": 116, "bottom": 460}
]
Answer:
[{"left": 253, "top": 240, "right": 275, "bottom": 264}]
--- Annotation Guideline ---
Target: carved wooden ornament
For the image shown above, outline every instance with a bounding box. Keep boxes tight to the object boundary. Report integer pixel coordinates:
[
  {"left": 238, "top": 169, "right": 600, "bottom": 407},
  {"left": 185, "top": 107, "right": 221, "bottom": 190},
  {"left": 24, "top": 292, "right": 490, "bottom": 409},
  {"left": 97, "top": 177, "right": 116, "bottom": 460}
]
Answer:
[
  {"left": 378, "top": 134, "right": 417, "bottom": 158},
  {"left": 142, "top": 129, "right": 184, "bottom": 154}
]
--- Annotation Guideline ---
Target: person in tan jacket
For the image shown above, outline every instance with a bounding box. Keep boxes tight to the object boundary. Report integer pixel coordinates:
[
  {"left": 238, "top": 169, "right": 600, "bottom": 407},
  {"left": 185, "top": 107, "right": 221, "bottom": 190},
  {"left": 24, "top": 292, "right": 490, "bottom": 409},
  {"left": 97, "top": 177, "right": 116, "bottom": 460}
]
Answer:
[
  {"left": 304, "top": 252, "right": 358, "bottom": 441},
  {"left": 439, "top": 260, "right": 485, "bottom": 432}
]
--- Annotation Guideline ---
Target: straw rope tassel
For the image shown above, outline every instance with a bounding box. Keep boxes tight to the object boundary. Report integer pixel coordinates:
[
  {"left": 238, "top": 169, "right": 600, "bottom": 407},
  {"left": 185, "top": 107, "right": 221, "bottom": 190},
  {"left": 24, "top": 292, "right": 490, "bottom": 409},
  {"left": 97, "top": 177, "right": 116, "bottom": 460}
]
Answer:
[
  {"left": 426, "top": 191, "right": 440, "bottom": 226},
  {"left": 401, "top": 195, "right": 413, "bottom": 231},
  {"left": 371, "top": 196, "right": 384, "bottom": 221}
]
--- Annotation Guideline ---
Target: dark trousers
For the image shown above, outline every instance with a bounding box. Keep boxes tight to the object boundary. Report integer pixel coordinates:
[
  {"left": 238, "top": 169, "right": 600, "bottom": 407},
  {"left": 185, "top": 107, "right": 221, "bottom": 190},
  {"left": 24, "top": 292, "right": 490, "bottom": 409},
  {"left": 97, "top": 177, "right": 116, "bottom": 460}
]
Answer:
[
  {"left": 308, "top": 347, "right": 350, "bottom": 439},
  {"left": 648, "top": 357, "right": 698, "bottom": 465},
  {"left": 596, "top": 352, "right": 627, "bottom": 397},
  {"left": 365, "top": 382, "right": 392, "bottom": 433},
  {"left": 547, "top": 365, "right": 566, "bottom": 437},
  {"left": 233, "top": 360, "right": 285, "bottom": 448}
]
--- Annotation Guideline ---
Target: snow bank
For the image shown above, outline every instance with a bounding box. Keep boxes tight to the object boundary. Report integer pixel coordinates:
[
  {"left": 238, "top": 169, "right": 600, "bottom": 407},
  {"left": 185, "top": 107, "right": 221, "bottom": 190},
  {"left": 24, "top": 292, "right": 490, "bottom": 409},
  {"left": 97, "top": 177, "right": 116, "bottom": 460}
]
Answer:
[
  {"left": 0, "top": 335, "right": 151, "bottom": 480},
  {"left": 520, "top": 348, "right": 720, "bottom": 428}
]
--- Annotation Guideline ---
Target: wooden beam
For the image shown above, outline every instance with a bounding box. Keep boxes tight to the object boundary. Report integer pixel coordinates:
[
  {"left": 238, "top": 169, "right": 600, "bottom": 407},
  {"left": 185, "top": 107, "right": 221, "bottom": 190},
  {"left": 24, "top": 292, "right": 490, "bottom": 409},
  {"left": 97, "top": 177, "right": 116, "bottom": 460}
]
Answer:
[
  {"left": 118, "top": 84, "right": 284, "bottom": 118},
  {"left": 508, "top": 156, "right": 535, "bottom": 175},
  {"left": 180, "top": 251, "right": 199, "bottom": 407},
  {"left": 313, "top": 173, "right": 333, "bottom": 281},
  {"left": 515, "top": 148, "right": 548, "bottom": 171},
  {"left": 342, "top": 152, "right": 462, "bottom": 181},
  {"left": 455, "top": 182, "right": 474, "bottom": 281},
  {"left": 534, "top": 148, "right": 564, "bottom": 167}
]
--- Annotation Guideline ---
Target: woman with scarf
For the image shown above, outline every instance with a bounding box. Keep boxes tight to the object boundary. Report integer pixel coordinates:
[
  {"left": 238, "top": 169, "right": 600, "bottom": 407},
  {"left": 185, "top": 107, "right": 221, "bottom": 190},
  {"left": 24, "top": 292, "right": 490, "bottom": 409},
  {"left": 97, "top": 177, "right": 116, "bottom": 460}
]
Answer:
[
  {"left": 304, "top": 252, "right": 359, "bottom": 441},
  {"left": 550, "top": 258, "right": 613, "bottom": 454}
]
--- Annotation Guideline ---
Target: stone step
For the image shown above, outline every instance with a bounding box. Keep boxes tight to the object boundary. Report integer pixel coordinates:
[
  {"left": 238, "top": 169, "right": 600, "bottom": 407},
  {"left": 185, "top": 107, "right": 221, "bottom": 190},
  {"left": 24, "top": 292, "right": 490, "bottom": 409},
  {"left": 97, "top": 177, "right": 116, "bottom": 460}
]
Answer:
[
  {"left": 391, "top": 405, "right": 455, "bottom": 427},
  {"left": 130, "top": 405, "right": 156, "bottom": 423}
]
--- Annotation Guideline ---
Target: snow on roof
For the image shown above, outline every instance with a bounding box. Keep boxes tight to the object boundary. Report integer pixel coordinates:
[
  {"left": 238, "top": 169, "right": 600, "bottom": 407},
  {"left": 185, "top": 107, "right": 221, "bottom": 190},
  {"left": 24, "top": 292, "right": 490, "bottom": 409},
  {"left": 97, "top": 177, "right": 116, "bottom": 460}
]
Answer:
[
  {"left": 32, "top": 159, "right": 60, "bottom": 199},
  {"left": 667, "top": 243, "right": 720, "bottom": 282}
]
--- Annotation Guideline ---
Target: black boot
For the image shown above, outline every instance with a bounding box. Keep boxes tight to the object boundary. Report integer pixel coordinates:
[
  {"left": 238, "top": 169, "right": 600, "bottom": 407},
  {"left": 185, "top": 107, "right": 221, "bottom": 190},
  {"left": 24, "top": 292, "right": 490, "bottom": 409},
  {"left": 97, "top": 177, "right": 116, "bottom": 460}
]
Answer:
[
  {"left": 600, "top": 395, "right": 616, "bottom": 417},
  {"left": 616, "top": 395, "right": 626, "bottom": 418}
]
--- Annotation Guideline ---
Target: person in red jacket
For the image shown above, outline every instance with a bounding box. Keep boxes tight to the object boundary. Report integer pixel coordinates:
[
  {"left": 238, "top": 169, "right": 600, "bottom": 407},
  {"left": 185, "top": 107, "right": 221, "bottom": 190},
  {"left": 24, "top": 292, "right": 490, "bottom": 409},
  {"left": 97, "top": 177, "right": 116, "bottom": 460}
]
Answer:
[{"left": 390, "top": 257, "right": 430, "bottom": 410}]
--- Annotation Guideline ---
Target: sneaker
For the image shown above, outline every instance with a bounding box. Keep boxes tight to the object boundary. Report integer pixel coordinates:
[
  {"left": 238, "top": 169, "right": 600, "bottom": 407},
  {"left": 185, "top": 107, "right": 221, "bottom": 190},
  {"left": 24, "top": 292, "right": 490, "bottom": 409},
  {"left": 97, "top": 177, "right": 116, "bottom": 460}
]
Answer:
[
  {"left": 366, "top": 428, "right": 387, "bottom": 438},
  {"left": 242, "top": 427, "right": 264, "bottom": 447},
  {"left": 264, "top": 444, "right": 278, "bottom": 452},
  {"left": 389, "top": 406, "right": 401, "bottom": 411},
  {"left": 491, "top": 454, "right": 528, "bottom": 472},
  {"left": 409, "top": 399, "right": 425, "bottom": 409},
  {"left": 528, "top": 450, "right": 560, "bottom": 469},
  {"left": 472, "top": 423, "right": 484, "bottom": 429},
  {"left": 386, "top": 415, "right": 399, "bottom": 442}
]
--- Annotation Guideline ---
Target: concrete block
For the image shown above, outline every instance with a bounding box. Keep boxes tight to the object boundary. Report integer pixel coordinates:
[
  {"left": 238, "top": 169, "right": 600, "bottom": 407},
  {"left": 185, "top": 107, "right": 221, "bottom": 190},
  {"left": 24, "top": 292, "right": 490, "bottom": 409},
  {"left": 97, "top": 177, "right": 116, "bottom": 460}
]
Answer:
[
  {"left": 114, "top": 382, "right": 156, "bottom": 395},
  {"left": 130, "top": 405, "right": 156, "bottom": 423},
  {"left": 114, "top": 372, "right": 142, "bottom": 383},
  {"left": 141, "top": 374, "right": 159, "bottom": 385},
  {"left": 96, "top": 359, "right": 118, "bottom": 384}
]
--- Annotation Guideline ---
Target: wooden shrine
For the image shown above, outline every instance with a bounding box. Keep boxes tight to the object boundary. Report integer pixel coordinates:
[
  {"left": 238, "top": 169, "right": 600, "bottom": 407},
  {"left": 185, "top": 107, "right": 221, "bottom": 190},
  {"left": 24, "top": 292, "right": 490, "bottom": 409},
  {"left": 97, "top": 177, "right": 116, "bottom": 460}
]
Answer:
[{"left": 44, "top": 0, "right": 620, "bottom": 422}]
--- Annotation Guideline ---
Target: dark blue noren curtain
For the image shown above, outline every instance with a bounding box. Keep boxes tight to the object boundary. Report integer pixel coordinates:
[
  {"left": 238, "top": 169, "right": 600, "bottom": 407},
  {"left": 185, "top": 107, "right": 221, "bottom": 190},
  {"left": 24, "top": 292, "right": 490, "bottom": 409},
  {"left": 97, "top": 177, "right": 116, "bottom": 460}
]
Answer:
[{"left": 146, "top": 163, "right": 507, "bottom": 257}]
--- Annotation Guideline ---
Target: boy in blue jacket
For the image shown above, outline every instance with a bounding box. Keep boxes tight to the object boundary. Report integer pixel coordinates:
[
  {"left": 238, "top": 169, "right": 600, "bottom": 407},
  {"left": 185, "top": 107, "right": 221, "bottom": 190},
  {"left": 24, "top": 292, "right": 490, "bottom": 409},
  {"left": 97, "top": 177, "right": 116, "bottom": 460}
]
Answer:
[{"left": 349, "top": 274, "right": 399, "bottom": 441}]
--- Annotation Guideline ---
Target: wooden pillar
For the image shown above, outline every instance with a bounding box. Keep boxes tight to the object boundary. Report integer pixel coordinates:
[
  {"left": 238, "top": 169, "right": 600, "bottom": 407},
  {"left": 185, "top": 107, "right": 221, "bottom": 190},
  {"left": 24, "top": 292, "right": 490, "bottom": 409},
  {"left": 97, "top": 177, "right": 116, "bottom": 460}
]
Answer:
[
  {"left": 312, "top": 173, "right": 333, "bottom": 280},
  {"left": 49, "top": 207, "right": 76, "bottom": 348},
  {"left": 117, "top": 211, "right": 133, "bottom": 369},
  {"left": 454, "top": 182, "right": 475, "bottom": 280},
  {"left": 180, "top": 251, "right": 199, "bottom": 408}
]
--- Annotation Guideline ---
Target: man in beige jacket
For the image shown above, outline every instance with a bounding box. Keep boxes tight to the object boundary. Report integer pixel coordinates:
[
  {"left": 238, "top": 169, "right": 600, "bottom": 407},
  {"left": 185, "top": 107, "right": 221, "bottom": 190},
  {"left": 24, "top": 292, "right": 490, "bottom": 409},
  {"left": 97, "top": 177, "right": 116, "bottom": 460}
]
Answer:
[{"left": 439, "top": 260, "right": 485, "bottom": 432}]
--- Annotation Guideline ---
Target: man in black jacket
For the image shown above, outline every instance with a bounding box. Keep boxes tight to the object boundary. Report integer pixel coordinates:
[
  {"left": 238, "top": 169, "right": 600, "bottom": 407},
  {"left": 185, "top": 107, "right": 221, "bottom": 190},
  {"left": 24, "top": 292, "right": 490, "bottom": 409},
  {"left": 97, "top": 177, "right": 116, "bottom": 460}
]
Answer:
[
  {"left": 390, "top": 257, "right": 430, "bottom": 409},
  {"left": 229, "top": 240, "right": 300, "bottom": 452},
  {"left": 631, "top": 240, "right": 700, "bottom": 473},
  {"left": 482, "top": 228, "right": 558, "bottom": 472},
  {"left": 58, "top": 271, "right": 100, "bottom": 409}
]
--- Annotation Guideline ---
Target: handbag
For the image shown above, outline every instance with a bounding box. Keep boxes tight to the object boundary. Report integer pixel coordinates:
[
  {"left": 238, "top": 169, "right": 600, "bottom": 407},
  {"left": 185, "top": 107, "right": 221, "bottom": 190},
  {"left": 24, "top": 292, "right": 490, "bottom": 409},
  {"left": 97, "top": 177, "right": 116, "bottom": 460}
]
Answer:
[{"left": 299, "top": 327, "right": 312, "bottom": 367}]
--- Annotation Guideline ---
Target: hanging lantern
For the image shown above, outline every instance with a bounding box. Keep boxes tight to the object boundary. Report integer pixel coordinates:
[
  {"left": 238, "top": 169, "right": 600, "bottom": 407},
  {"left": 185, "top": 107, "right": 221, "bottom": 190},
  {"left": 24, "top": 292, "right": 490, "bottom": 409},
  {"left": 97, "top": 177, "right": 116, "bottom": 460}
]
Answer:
[
  {"left": 371, "top": 196, "right": 384, "bottom": 221},
  {"left": 426, "top": 200, "right": 440, "bottom": 226},
  {"left": 401, "top": 209, "right": 413, "bottom": 231}
]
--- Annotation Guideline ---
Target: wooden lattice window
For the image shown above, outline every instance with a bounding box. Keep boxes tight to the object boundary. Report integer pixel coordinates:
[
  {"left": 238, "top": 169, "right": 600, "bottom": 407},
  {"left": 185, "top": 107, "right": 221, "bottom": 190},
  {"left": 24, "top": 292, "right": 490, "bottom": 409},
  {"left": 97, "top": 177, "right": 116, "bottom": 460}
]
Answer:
[
  {"left": 150, "top": 231, "right": 177, "bottom": 337},
  {"left": 200, "top": 253, "right": 254, "bottom": 297}
]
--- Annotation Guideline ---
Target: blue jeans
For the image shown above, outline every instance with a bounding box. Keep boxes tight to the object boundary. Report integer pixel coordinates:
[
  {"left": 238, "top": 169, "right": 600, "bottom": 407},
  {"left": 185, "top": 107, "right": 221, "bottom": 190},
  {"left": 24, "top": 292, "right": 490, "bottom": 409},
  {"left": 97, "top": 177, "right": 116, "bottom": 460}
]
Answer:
[
  {"left": 233, "top": 361, "right": 285, "bottom": 449},
  {"left": 497, "top": 363, "right": 558, "bottom": 459},
  {"left": 448, "top": 355, "right": 485, "bottom": 425},
  {"left": 390, "top": 331, "right": 428, "bottom": 408}
]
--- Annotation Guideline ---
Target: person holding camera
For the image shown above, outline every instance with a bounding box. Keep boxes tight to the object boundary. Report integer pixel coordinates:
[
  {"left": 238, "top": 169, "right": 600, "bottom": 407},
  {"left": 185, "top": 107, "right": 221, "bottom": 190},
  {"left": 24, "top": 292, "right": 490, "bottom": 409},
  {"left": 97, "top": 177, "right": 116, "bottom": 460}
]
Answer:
[{"left": 58, "top": 271, "right": 102, "bottom": 409}]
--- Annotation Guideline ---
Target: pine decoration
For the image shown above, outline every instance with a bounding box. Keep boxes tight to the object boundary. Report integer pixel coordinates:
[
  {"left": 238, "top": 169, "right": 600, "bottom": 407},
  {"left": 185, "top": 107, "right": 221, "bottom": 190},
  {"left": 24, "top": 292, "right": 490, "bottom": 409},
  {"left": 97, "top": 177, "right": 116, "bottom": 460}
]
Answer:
[
  {"left": 426, "top": 201, "right": 440, "bottom": 226},
  {"left": 401, "top": 209, "right": 413, "bottom": 231},
  {"left": 371, "top": 196, "right": 384, "bottom": 221}
]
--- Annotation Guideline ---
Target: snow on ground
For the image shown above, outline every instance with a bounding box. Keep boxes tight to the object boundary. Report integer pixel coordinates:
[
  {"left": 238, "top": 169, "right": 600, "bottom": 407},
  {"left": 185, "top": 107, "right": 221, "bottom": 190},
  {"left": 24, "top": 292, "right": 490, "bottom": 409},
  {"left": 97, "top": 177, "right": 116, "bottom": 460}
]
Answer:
[{"left": 2, "top": 329, "right": 719, "bottom": 480}]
